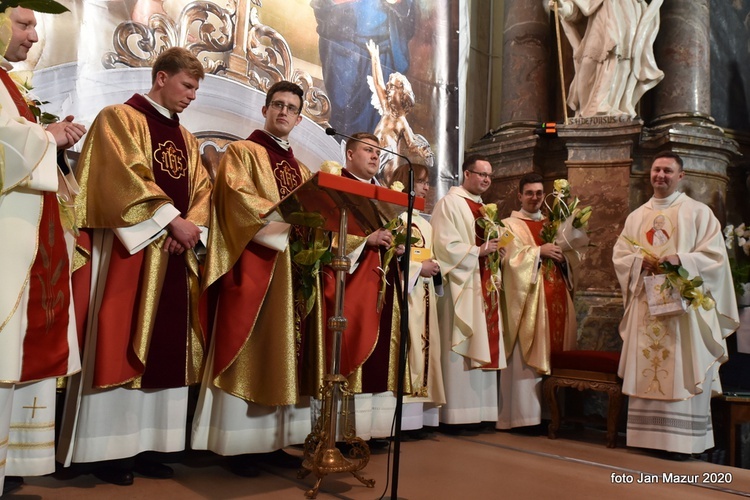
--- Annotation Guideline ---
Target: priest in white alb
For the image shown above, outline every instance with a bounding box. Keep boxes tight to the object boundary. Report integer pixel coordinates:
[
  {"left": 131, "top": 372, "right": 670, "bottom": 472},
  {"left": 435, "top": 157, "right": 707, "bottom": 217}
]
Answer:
[
  {"left": 431, "top": 155, "right": 506, "bottom": 428},
  {"left": 613, "top": 151, "right": 739, "bottom": 459}
]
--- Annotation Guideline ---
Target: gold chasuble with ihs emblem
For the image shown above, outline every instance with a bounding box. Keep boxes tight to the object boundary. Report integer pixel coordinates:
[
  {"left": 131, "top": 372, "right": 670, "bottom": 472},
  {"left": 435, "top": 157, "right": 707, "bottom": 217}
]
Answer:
[
  {"left": 73, "top": 94, "right": 212, "bottom": 389},
  {"left": 201, "top": 130, "right": 323, "bottom": 406}
]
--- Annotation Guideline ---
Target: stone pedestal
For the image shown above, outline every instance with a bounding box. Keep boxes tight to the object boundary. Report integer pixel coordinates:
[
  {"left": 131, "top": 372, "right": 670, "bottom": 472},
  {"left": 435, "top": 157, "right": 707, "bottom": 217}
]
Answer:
[
  {"left": 556, "top": 116, "right": 644, "bottom": 348},
  {"left": 557, "top": 117, "right": 643, "bottom": 291}
]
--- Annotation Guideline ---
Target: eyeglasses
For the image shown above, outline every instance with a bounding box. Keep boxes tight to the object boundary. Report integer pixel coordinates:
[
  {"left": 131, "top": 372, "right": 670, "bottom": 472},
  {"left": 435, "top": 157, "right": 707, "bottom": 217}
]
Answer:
[
  {"left": 416, "top": 179, "right": 430, "bottom": 185},
  {"left": 467, "top": 170, "right": 491, "bottom": 179},
  {"left": 268, "top": 100, "right": 301, "bottom": 115}
]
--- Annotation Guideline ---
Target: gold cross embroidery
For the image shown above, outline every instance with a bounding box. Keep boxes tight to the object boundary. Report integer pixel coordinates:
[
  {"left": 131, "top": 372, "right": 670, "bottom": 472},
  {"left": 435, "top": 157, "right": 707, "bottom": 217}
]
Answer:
[{"left": 22, "top": 397, "right": 47, "bottom": 419}]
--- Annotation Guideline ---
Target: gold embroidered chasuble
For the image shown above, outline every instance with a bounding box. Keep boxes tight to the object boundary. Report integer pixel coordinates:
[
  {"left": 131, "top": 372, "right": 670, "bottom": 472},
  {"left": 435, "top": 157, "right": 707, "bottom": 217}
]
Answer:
[
  {"left": 74, "top": 102, "right": 212, "bottom": 388},
  {"left": 613, "top": 193, "right": 739, "bottom": 400},
  {"left": 501, "top": 212, "right": 577, "bottom": 375},
  {"left": 203, "top": 136, "right": 321, "bottom": 406}
]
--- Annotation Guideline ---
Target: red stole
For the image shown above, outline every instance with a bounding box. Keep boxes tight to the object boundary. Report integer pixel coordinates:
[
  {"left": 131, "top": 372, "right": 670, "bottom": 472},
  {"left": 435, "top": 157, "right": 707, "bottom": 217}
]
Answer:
[
  {"left": 211, "top": 129, "right": 304, "bottom": 381},
  {"left": 92, "top": 95, "right": 192, "bottom": 388},
  {"left": 522, "top": 219, "right": 569, "bottom": 354},
  {"left": 465, "top": 197, "right": 501, "bottom": 369},
  {"left": 0, "top": 68, "right": 72, "bottom": 382}
]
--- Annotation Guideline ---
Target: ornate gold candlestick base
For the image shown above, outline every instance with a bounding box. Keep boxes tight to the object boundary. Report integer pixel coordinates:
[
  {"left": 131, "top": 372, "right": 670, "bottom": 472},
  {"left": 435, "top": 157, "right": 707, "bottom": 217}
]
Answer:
[{"left": 298, "top": 375, "right": 374, "bottom": 498}]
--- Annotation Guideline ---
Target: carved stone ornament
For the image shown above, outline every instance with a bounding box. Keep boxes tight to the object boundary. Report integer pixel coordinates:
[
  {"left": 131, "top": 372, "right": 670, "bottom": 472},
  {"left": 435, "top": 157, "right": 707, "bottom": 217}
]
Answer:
[{"left": 102, "top": 1, "right": 331, "bottom": 125}]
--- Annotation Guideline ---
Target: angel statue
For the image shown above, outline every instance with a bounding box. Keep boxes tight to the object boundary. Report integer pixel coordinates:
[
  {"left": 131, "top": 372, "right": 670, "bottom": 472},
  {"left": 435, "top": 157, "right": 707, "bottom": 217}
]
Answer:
[
  {"left": 366, "top": 39, "right": 433, "bottom": 185},
  {"left": 551, "top": 0, "right": 664, "bottom": 118}
]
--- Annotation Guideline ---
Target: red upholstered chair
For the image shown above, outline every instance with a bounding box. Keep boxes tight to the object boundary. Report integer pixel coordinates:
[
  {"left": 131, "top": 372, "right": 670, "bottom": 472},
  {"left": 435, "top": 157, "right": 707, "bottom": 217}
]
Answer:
[{"left": 542, "top": 350, "right": 623, "bottom": 448}]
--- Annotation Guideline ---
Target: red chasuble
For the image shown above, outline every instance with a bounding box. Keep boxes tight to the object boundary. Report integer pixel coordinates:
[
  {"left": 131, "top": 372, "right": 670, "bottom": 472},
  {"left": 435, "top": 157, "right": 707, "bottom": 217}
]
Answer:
[
  {"left": 211, "top": 130, "right": 304, "bottom": 382},
  {"left": 0, "top": 68, "right": 72, "bottom": 382},
  {"left": 92, "top": 94, "right": 192, "bottom": 389},
  {"left": 464, "top": 197, "right": 501, "bottom": 369},
  {"left": 322, "top": 169, "right": 398, "bottom": 393},
  {"left": 522, "top": 219, "right": 569, "bottom": 353}
]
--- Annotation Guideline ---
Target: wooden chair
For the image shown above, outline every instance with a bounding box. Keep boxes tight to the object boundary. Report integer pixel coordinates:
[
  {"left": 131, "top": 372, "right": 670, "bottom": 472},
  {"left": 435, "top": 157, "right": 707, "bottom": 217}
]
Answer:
[{"left": 543, "top": 350, "right": 623, "bottom": 448}]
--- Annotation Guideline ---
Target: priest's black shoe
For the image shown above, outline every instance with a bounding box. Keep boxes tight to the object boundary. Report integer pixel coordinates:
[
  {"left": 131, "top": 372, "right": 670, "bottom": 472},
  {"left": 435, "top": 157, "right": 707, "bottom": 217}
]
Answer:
[
  {"left": 93, "top": 466, "right": 134, "bottom": 486},
  {"left": 661, "top": 451, "right": 692, "bottom": 462},
  {"left": 134, "top": 458, "right": 174, "bottom": 478},
  {"left": 258, "top": 449, "right": 303, "bottom": 469},
  {"left": 228, "top": 455, "right": 261, "bottom": 477},
  {"left": 2, "top": 476, "right": 23, "bottom": 495}
]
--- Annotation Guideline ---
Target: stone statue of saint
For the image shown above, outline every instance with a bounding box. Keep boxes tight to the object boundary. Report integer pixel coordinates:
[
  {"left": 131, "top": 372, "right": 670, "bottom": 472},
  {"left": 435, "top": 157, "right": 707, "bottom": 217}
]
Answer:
[{"left": 552, "top": 0, "right": 664, "bottom": 118}]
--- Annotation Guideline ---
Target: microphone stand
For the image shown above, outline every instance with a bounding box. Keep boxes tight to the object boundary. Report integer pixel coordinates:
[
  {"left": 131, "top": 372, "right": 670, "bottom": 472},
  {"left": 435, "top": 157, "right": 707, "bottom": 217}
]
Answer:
[{"left": 326, "top": 128, "right": 413, "bottom": 500}]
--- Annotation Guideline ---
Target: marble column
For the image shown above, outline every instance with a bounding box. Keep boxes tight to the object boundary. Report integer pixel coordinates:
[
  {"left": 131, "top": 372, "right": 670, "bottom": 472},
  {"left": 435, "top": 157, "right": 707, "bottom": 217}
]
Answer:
[
  {"left": 556, "top": 117, "right": 645, "bottom": 351},
  {"left": 470, "top": 0, "right": 556, "bottom": 219},
  {"left": 498, "top": 0, "right": 551, "bottom": 128},
  {"left": 645, "top": 0, "right": 738, "bottom": 219},
  {"left": 652, "top": 0, "right": 711, "bottom": 125}
]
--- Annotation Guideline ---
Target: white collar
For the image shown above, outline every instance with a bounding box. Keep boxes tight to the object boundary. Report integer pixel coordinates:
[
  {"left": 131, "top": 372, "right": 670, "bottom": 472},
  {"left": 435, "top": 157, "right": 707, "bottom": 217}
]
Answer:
[
  {"left": 142, "top": 94, "right": 173, "bottom": 119},
  {"left": 520, "top": 208, "right": 543, "bottom": 221},
  {"left": 261, "top": 130, "right": 291, "bottom": 151},
  {"left": 651, "top": 191, "right": 681, "bottom": 210}
]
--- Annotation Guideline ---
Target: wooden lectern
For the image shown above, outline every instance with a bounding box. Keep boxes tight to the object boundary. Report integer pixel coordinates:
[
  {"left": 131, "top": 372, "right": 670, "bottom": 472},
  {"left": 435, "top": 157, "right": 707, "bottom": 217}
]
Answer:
[{"left": 266, "top": 172, "right": 423, "bottom": 498}]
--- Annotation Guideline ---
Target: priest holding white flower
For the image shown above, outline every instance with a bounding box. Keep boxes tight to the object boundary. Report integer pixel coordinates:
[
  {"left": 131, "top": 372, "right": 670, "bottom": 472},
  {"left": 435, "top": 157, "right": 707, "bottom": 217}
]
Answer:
[
  {"left": 431, "top": 155, "right": 506, "bottom": 428},
  {"left": 613, "top": 151, "right": 739, "bottom": 459}
]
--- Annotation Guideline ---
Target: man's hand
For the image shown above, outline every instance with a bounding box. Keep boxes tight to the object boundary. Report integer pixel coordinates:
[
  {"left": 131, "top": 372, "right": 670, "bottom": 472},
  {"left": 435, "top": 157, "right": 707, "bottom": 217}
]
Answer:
[
  {"left": 540, "top": 243, "right": 564, "bottom": 262},
  {"left": 641, "top": 254, "right": 659, "bottom": 274},
  {"left": 420, "top": 259, "right": 440, "bottom": 277},
  {"left": 367, "top": 228, "right": 393, "bottom": 248},
  {"left": 46, "top": 115, "right": 86, "bottom": 149},
  {"left": 478, "top": 238, "right": 499, "bottom": 257},
  {"left": 395, "top": 244, "right": 405, "bottom": 256},
  {"left": 164, "top": 216, "right": 201, "bottom": 255}
]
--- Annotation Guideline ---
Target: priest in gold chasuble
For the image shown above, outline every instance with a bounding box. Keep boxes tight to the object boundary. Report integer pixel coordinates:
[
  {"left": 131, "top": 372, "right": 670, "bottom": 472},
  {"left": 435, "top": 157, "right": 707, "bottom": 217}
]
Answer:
[
  {"left": 56, "top": 48, "right": 211, "bottom": 484},
  {"left": 498, "top": 173, "right": 578, "bottom": 430},
  {"left": 191, "top": 81, "right": 319, "bottom": 472}
]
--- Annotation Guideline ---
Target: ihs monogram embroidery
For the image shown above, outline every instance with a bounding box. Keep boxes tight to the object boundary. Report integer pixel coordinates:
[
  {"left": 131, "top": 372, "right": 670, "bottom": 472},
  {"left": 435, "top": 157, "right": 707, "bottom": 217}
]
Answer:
[
  {"left": 154, "top": 140, "right": 187, "bottom": 179},
  {"left": 274, "top": 160, "right": 299, "bottom": 197}
]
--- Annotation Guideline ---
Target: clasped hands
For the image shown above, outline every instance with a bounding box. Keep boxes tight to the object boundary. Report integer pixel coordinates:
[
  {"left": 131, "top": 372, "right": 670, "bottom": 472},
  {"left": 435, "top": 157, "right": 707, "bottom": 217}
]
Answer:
[{"left": 164, "top": 216, "right": 201, "bottom": 255}]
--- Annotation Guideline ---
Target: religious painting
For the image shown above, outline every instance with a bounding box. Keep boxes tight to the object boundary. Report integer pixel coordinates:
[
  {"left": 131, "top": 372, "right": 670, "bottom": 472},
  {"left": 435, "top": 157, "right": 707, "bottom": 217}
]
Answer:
[{"left": 25, "top": 0, "right": 457, "bottom": 208}]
